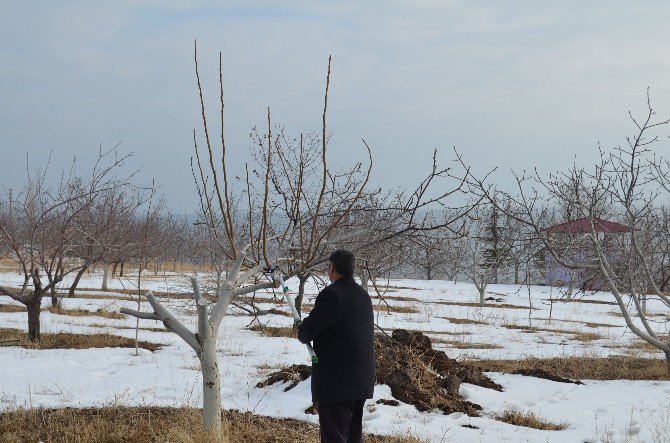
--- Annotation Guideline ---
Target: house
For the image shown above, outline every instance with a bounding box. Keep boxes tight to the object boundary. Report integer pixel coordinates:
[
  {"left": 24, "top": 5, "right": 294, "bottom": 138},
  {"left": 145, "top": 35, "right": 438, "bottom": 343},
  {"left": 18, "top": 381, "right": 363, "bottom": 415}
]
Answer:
[{"left": 543, "top": 217, "right": 630, "bottom": 290}]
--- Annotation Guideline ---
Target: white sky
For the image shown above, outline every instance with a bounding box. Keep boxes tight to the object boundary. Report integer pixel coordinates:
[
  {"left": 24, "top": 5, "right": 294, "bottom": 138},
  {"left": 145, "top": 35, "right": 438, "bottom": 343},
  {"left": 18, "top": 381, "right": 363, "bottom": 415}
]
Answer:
[{"left": 2, "top": 1, "right": 670, "bottom": 211}]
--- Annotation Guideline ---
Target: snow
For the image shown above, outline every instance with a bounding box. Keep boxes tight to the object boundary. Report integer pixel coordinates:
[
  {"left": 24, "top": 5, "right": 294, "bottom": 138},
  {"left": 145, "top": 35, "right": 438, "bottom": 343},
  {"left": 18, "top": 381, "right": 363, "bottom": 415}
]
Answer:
[{"left": 1, "top": 271, "right": 669, "bottom": 442}]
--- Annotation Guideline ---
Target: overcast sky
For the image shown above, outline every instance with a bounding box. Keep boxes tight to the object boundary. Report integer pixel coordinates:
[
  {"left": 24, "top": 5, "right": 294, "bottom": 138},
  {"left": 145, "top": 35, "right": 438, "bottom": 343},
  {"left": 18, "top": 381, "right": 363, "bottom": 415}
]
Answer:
[{"left": 2, "top": 1, "right": 670, "bottom": 211}]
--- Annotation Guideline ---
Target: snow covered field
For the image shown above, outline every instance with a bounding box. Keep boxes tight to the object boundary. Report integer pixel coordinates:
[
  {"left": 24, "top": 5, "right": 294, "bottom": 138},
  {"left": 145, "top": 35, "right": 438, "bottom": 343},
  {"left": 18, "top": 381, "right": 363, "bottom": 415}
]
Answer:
[{"left": 1, "top": 270, "right": 669, "bottom": 442}]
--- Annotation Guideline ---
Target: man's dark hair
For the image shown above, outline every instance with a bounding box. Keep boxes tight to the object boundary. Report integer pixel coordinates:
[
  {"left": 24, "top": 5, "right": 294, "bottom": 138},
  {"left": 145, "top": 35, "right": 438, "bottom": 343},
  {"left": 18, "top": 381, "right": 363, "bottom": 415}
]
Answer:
[{"left": 329, "top": 249, "right": 355, "bottom": 278}]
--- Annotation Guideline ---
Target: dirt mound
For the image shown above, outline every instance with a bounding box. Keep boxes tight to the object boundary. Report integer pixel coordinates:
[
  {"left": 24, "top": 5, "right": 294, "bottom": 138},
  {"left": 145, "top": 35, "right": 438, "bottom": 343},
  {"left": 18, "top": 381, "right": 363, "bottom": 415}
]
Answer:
[
  {"left": 256, "top": 329, "right": 502, "bottom": 417},
  {"left": 376, "top": 329, "right": 501, "bottom": 416},
  {"left": 513, "top": 368, "right": 584, "bottom": 384}
]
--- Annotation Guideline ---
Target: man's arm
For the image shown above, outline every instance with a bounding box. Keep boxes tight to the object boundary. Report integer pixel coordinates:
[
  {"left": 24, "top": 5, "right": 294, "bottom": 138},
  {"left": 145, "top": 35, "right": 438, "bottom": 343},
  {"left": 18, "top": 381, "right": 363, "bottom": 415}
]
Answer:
[{"left": 297, "top": 287, "right": 343, "bottom": 344}]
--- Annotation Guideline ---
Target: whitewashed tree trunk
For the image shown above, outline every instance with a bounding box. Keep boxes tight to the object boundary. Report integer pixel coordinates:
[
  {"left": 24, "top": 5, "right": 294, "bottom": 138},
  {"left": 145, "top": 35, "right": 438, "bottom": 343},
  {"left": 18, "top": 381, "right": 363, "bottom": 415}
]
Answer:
[
  {"left": 200, "top": 331, "right": 222, "bottom": 432},
  {"left": 476, "top": 276, "right": 487, "bottom": 306},
  {"left": 101, "top": 264, "right": 110, "bottom": 291},
  {"left": 121, "top": 231, "right": 296, "bottom": 431}
]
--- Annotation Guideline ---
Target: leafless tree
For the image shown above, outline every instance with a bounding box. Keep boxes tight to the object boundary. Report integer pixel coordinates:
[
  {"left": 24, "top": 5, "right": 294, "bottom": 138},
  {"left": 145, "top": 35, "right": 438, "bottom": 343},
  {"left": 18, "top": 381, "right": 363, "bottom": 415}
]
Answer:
[
  {"left": 463, "top": 91, "right": 670, "bottom": 370},
  {"left": 0, "top": 147, "right": 134, "bottom": 341}
]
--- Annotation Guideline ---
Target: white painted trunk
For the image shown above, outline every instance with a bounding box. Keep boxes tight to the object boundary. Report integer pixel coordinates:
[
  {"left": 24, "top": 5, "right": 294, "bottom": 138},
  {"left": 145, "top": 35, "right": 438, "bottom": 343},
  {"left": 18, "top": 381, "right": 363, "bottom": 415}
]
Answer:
[
  {"left": 101, "top": 264, "right": 110, "bottom": 291},
  {"left": 200, "top": 332, "right": 222, "bottom": 434}
]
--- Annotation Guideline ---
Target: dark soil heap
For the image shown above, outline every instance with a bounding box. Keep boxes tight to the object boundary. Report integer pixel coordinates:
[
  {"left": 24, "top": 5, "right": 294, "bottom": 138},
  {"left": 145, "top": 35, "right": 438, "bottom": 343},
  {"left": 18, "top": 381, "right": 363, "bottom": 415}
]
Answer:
[{"left": 257, "top": 329, "right": 502, "bottom": 417}]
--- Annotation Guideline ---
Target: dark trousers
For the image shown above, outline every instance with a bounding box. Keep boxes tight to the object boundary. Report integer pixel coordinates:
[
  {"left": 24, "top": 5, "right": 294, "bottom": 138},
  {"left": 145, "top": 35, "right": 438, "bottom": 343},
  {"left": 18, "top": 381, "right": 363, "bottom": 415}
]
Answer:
[{"left": 318, "top": 399, "right": 365, "bottom": 443}]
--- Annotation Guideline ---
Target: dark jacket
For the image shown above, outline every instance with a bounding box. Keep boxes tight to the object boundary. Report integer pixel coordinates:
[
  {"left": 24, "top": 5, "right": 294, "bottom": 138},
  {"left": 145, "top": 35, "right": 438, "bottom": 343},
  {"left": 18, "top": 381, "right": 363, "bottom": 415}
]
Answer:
[{"left": 297, "top": 276, "right": 375, "bottom": 404}]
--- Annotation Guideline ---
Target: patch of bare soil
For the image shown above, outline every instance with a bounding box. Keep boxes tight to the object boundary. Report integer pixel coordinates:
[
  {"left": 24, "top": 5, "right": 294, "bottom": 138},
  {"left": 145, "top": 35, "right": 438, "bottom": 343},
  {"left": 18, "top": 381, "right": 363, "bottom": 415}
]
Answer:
[
  {"left": 257, "top": 329, "right": 502, "bottom": 417},
  {"left": 0, "top": 407, "right": 421, "bottom": 443}
]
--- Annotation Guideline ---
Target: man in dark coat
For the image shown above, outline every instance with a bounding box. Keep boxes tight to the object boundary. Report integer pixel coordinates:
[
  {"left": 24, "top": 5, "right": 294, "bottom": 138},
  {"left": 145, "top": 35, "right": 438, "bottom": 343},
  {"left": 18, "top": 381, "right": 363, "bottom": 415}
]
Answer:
[{"left": 297, "top": 249, "right": 375, "bottom": 443}]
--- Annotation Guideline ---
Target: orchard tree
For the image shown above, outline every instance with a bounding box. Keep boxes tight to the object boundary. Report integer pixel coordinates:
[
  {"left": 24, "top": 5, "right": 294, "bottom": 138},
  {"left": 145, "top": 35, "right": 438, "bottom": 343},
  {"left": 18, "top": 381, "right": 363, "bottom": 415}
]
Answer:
[
  {"left": 0, "top": 148, "right": 134, "bottom": 341},
  {"left": 465, "top": 91, "right": 670, "bottom": 371}
]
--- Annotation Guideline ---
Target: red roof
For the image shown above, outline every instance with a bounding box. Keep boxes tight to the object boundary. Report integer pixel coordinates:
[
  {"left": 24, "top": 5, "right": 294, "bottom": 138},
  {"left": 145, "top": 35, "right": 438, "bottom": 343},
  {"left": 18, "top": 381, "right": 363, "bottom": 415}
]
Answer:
[{"left": 544, "top": 217, "right": 630, "bottom": 234}]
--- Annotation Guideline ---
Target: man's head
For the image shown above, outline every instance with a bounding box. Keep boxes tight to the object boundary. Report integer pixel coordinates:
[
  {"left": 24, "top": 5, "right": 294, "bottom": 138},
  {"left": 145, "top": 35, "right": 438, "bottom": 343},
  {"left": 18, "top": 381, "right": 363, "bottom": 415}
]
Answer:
[{"left": 328, "top": 249, "right": 355, "bottom": 282}]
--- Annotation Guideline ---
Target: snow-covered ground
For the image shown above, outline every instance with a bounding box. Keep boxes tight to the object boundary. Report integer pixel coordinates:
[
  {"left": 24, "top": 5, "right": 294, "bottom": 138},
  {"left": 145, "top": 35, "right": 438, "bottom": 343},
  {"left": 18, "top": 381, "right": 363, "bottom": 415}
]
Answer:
[{"left": 1, "top": 270, "right": 669, "bottom": 442}]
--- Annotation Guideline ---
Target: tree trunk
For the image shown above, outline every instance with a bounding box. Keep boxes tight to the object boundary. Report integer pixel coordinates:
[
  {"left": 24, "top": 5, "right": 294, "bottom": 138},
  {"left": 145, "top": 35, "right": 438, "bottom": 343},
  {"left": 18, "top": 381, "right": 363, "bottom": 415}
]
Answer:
[
  {"left": 200, "top": 334, "right": 222, "bottom": 434},
  {"left": 295, "top": 275, "right": 308, "bottom": 317},
  {"left": 50, "top": 285, "right": 59, "bottom": 308},
  {"left": 358, "top": 271, "right": 368, "bottom": 292},
  {"left": 477, "top": 277, "right": 486, "bottom": 306},
  {"left": 119, "top": 261, "right": 125, "bottom": 277},
  {"left": 102, "top": 264, "right": 110, "bottom": 291},
  {"left": 27, "top": 298, "right": 41, "bottom": 342},
  {"left": 514, "top": 260, "right": 520, "bottom": 285},
  {"left": 69, "top": 265, "right": 89, "bottom": 298},
  {"left": 112, "top": 262, "right": 118, "bottom": 278},
  {"left": 665, "top": 351, "right": 670, "bottom": 374}
]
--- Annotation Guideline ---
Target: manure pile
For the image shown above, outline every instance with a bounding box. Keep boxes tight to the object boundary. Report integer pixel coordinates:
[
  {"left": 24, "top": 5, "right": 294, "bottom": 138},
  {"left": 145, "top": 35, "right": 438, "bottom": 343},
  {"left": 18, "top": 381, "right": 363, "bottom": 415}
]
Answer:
[{"left": 257, "top": 329, "right": 502, "bottom": 416}]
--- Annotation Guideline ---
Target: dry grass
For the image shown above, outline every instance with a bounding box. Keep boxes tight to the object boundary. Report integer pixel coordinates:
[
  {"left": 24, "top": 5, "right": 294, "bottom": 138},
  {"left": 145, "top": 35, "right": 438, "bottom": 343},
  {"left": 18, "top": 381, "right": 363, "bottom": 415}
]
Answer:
[
  {"left": 570, "top": 332, "right": 602, "bottom": 342},
  {"left": 0, "top": 328, "right": 162, "bottom": 351},
  {"left": 437, "top": 300, "right": 529, "bottom": 310},
  {"left": 0, "top": 407, "right": 422, "bottom": 443},
  {"left": 439, "top": 316, "right": 488, "bottom": 325},
  {"left": 248, "top": 325, "right": 295, "bottom": 338},
  {"left": 547, "top": 297, "right": 617, "bottom": 306},
  {"left": 373, "top": 294, "right": 421, "bottom": 302},
  {"left": 501, "top": 324, "right": 601, "bottom": 341},
  {"left": 616, "top": 336, "right": 669, "bottom": 352},
  {"left": 472, "top": 356, "right": 670, "bottom": 380},
  {"left": 48, "top": 307, "right": 126, "bottom": 320},
  {"left": 372, "top": 304, "right": 419, "bottom": 314},
  {"left": 435, "top": 339, "right": 502, "bottom": 350},
  {"left": 88, "top": 323, "right": 166, "bottom": 333},
  {"left": 0, "top": 304, "right": 25, "bottom": 313},
  {"left": 494, "top": 410, "right": 567, "bottom": 431},
  {"left": 584, "top": 321, "right": 620, "bottom": 328}
]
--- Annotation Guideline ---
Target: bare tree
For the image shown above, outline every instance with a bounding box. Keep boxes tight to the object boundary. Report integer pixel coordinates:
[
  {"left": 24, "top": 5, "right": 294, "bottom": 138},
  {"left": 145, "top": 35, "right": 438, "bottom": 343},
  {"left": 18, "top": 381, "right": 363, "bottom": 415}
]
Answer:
[
  {"left": 464, "top": 91, "right": 670, "bottom": 370},
  {"left": 0, "top": 147, "right": 134, "bottom": 341}
]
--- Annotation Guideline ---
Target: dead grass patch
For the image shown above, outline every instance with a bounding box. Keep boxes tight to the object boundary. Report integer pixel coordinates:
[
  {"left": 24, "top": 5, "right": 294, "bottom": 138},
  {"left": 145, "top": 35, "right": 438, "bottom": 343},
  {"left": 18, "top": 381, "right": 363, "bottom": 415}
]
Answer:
[
  {"left": 0, "top": 304, "right": 25, "bottom": 313},
  {"left": 437, "top": 301, "right": 529, "bottom": 310},
  {"left": 435, "top": 339, "right": 502, "bottom": 350},
  {"left": 584, "top": 322, "right": 620, "bottom": 328},
  {"left": 88, "top": 323, "right": 166, "bottom": 333},
  {"left": 0, "top": 406, "right": 421, "bottom": 442},
  {"left": 48, "top": 307, "right": 126, "bottom": 320},
  {"left": 373, "top": 294, "right": 421, "bottom": 302},
  {"left": 372, "top": 304, "right": 419, "bottom": 314},
  {"left": 439, "top": 316, "right": 487, "bottom": 325},
  {"left": 248, "top": 325, "right": 294, "bottom": 338},
  {"left": 502, "top": 324, "right": 600, "bottom": 341},
  {"left": 571, "top": 332, "right": 602, "bottom": 342},
  {"left": 0, "top": 328, "right": 162, "bottom": 351},
  {"left": 539, "top": 318, "right": 621, "bottom": 329},
  {"left": 619, "top": 337, "right": 669, "bottom": 352},
  {"left": 609, "top": 311, "right": 667, "bottom": 318},
  {"left": 472, "top": 356, "right": 670, "bottom": 380},
  {"left": 547, "top": 297, "right": 617, "bottom": 306},
  {"left": 494, "top": 410, "right": 567, "bottom": 431}
]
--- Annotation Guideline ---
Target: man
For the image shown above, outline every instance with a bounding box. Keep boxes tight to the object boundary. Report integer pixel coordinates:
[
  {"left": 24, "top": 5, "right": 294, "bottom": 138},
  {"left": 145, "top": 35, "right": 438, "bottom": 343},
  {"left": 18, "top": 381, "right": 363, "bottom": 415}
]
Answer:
[{"left": 297, "top": 249, "right": 376, "bottom": 443}]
